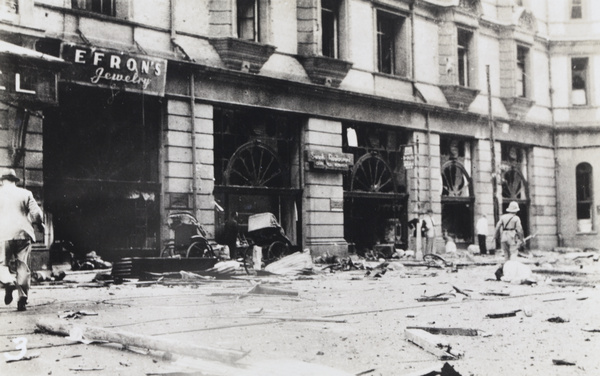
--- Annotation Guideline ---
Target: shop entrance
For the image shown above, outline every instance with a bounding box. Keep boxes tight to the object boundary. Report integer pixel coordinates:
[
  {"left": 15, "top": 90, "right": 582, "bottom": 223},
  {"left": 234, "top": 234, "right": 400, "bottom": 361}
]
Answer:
[
  {"left": 212, "top": 107, "right": 302, "bottom": 248},
  {"left": 43, "top": 86, "right": 161, "bottom": 257},
  {"left": 342, "top": 124, "right": 410, "bottom": 255}
]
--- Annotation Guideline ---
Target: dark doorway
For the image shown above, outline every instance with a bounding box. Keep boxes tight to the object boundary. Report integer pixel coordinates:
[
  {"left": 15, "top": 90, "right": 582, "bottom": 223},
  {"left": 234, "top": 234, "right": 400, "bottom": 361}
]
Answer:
[{"left": 43, "top": 85, "right": 161, "bottom": 256}]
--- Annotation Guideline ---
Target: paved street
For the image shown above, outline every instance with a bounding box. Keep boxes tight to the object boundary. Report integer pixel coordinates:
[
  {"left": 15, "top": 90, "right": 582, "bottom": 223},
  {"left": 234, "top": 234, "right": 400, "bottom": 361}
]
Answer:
[{"left": 1, "top": 251, "right": 599, "bottom": 376}]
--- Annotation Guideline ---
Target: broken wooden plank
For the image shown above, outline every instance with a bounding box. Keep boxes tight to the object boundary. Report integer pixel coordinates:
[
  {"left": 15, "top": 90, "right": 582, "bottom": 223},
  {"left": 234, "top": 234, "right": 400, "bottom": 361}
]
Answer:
[
  {"left": 406, "top": 326, "right": 478, "bottom": 336},
  {"left": 486, "top": 310, "right": 521, "bottom": 319},
  {"left": 36, "top": 318, "right": 247, "bottom": 363},
  {"left": 552, "top": 359, "right": 576, "bottom": 366},
  {"left": 481, "top": 291, "right": 510, "bottom": 296},
  {"left": 404, "top": 329, "right": 461, "bottom": 360},
  {"left": 416, "top": 296, "right": 450, "bottom": 302},
  {"left": 533, "top": 269, "right": 589, "bottom": 277},
  {"left": 245, "top": 315, "right": 346, "bottom": 323}
]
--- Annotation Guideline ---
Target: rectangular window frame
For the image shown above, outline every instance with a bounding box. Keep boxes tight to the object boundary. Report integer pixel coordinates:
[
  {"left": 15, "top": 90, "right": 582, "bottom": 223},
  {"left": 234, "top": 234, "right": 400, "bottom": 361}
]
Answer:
[
  {"left": 576, "top": 164, "right": 594, "bottom": 230},
  {"left": 516, "top": 45, "right": 529, "bottom": 98},
  {"left": 375, "top": 9, "right": 409, "bottom": 77},
  {"left": 570, "top": 0, "right": 583, "bottom": 20},
  {"left": 321, "top": 0, "right": 339, "bottom": 59},
  {"left": 571, "top": 57, "right": 589, "bottom": 106},
  {"left": 71, "top": 0, "right": 116, "bottom": 17},
  {"left": 457, "top": 28, "right": 473, "bottom": 87},
  {"left": 237, "top": 0, "right": 258, "bottom": 42}
]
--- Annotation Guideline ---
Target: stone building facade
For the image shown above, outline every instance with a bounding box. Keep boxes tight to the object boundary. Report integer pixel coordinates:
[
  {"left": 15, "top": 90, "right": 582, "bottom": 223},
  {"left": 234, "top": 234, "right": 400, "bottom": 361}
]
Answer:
[{"left": 1, "top": 0, "right": 598, "bottom": 259}]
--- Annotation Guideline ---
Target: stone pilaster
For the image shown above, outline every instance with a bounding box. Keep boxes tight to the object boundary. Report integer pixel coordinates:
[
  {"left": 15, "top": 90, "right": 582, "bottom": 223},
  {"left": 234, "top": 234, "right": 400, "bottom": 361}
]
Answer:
[{"left": 303, "top": 117, "right": 347, "bottom": 257}]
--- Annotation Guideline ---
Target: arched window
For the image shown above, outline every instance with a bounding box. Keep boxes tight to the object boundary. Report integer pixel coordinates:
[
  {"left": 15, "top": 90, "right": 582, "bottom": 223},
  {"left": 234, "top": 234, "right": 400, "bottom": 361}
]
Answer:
[{"left": 576, "top": 163, "right": 593, "bottom": 222}]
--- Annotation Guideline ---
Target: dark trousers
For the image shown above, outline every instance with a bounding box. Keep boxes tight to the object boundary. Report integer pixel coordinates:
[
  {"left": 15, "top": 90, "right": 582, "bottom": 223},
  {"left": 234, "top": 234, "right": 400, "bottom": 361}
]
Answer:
[{"left": 478, "top": 234, "right": 487, "bottom": 255}]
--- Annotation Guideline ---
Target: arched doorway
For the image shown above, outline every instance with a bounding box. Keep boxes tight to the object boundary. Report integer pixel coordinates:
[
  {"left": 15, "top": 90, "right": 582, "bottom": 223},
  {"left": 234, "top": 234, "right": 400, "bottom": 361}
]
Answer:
[{"left": 213, "top": 108, "right": 302, "bottom": 246}]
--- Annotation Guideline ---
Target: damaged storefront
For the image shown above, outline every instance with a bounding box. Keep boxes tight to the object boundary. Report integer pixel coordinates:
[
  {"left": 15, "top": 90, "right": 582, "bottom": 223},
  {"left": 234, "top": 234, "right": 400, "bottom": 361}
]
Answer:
[
  {"left": 440, "top": 137, "right": 474, "bottom": 246},
  {"left": 43, "top": 44, "right": 167, "bottom": 258},
  {"left": 212, "top": 107, "right": 303, "bottom": 250},
  {"left": 0, "top": 40, "right": 66, "bottom": 265},
  {"left": 342, "top": 122, "right": 411, "bottom": 256}
]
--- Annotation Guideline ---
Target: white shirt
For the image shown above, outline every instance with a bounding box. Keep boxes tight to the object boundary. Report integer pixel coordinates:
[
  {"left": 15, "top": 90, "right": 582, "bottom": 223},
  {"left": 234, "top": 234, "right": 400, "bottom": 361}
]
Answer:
[{"left": 476, "top": 216, "right": 488, "bottom": 236}]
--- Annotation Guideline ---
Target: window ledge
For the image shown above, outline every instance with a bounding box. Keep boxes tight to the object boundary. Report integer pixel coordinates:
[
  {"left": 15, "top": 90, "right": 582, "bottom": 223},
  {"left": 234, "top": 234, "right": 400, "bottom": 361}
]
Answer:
[
  {"left": 576, "top": 231, "right": 597, "bottom": 236},
  {"left": 373, "top": 72, "right": 413, "bottom": 83}
]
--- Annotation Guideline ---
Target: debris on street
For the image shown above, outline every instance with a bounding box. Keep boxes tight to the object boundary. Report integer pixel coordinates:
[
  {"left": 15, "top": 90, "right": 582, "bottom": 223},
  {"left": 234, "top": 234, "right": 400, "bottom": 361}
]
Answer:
[
  {"left": 486, "top": 310, "right": 522, "bottom": 319},
  {"left": 246, "top": 284, "right": 299, "bottom": 297},
  {"left": 552, "top": 359, "right": 576, "bottom": 366},
  {"left": 264, "top": 250, "right": 314, "bottom": 275},
  {"left": 404, "top": 328, "right": 463, "bottom": 360},
  {"left": 406, "top": 327, "right": 479, "bottom": 336},
  {"left": 37, "top": 318, "right": 248, "bottom": 363},
  {"left": 59, "top": 310, "right": 99, "bottom": 319}
]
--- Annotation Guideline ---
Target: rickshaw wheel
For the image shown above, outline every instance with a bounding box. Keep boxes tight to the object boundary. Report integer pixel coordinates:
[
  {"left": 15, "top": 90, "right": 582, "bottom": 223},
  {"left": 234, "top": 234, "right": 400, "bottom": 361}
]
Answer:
[
  {"left": 266, "top": 241, "right": 288, "bottom": 261},
  {"left": 186, "top": 240, "right": 215, "bottom": 258}
]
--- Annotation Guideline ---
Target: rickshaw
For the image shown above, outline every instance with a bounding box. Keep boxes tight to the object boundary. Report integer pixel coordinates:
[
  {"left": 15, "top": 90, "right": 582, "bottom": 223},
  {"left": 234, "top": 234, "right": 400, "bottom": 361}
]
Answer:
[
  {"left": 242, "top": 212, "right": 297, "bottom": 269},
  {"left": 159, "top": 212, "right": 215, "bottom": 258}
]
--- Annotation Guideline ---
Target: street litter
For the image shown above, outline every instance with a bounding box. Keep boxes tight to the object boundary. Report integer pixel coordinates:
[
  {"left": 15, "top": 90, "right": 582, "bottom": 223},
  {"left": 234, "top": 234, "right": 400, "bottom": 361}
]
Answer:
[
  {"left": 205, "top": 260, "right": 241, "bottom": 275},
  {"left": 404, "top": 328, "right": 463, "bottom": 360},
  {"left": 406, "top": 326, "right": 479, "bottom": 336},
  {"left": 547, "top": 316, "right": 569, "bottom": 323},
  {"left": 486, "top": 310, "right": 522, "bottom": 319},
  {"left": 69, "top": 367, "right": 105, "bottom": 371},
  {"left": 481, "top": 291, "right": 510, "bottom": 296},
  {"left": 37, "top": 318, "right": 248, "bottom": 363},
  {"left": 59, "top": 310, "right": 99, "bottom": 319},
  {"left": 416, "top": 291, "right": 455, "bottom": 302},
  {"left": 400, "top": 362, "right": 463, "bottom": 376},
  {"left": 552, "top": 359, "right": 576, "bottom": 366},
  {"left": 180, "top": 270, "right": 216, "bottom": 280},
  {"left": 264, "top": 250, "right": 314, "bottom": 275},
  {"left": 246, "top": 284, "right": 299, "bottom": 296}
]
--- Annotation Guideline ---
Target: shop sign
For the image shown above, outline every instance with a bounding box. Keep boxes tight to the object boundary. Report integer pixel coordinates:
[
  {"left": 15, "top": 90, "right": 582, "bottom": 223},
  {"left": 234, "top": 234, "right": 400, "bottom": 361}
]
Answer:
[
  {"left": 403, "top": 145, "right": 415, "bottom": 169},
  {"left": 61, "top": 44, "right": 167, "bottom": 96},
  {"left": 0, "top": 61, "right": 59, "bottom": 106},
  {"left": 306, "top": 149, "right": 354, "bottom": 171}
]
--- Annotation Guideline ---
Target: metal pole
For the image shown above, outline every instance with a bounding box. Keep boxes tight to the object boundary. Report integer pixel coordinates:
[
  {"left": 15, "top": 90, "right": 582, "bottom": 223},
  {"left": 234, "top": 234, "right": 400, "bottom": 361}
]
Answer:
[
  {"left": 487, "top": 66, "right": 499, "bottom": 233},
  {"left": 415, "top": 136, "right": 421, "bottom": 257},
  {"left": 190, "top": 73, "right": 198, "bottom": 218}
]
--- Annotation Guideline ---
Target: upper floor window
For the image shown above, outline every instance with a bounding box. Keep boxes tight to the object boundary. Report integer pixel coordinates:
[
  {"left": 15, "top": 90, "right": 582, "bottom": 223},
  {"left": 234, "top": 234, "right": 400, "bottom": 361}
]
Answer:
[
  {"left": 570, "top": 0, "right": 583, "bottom": 19},
  {"left": 571, "top": 57, "right": 588, "bottom": 106},
  {"left": 576, "top": 163, "right": 593, "bottom": 230},
  {"left": 71, "top": 0, "right": 115, "bottom": 16},
  {"left": 1, "top": 0, "right": 18, "bottom": 15},
  {"left": 457, "top": 28, "right": 472, "bottom": 87},
  {"left": 516, "top": 46, "right": 529, "bottom": 97},
  {"left": 237, "top": 0, "right": 258, "bottom": 41},
  {"left": 321, "top": 0, "right": 339, "bottom": 58},
  {"left": 376, "top": 10, "right": 409, "bottom": 77}
]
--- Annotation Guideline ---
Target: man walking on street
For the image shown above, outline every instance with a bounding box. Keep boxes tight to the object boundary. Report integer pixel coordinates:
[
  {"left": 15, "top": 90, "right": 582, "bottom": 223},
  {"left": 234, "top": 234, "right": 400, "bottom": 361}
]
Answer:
[
  {"left": 476, "top": 214, "right": 489, "bottom": 255},
  {"left": 493, "top": 201, "right": 523, "bottom": 262},
  {"left": 0, "top": 169, "right": 45, "bottom": 311}
]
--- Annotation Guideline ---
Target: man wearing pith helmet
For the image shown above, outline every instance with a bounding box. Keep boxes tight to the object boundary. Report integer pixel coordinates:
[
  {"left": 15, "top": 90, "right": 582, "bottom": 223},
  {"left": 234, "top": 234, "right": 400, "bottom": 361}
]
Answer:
[
  {"left": 493, "top": 201, "right": 524, "bottom": 262},
  {"left": 0, "top": 169, "right": 45, "bottom": 311}
]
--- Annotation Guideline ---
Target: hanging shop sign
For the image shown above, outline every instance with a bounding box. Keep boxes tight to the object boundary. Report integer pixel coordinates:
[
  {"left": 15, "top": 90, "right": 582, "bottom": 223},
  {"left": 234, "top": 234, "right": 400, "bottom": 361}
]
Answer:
[
  {"left": 306, "top": 149, "right": 354, "bottom": 171},
  {"left": 402, "top": 145, "right": 415, "bottom": 169},
  {"left": 0, "top": 59, "right": 59, "bottom": 106},
  {"left": 60, "top": 44, "right": 167, "bottom": 96}
]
